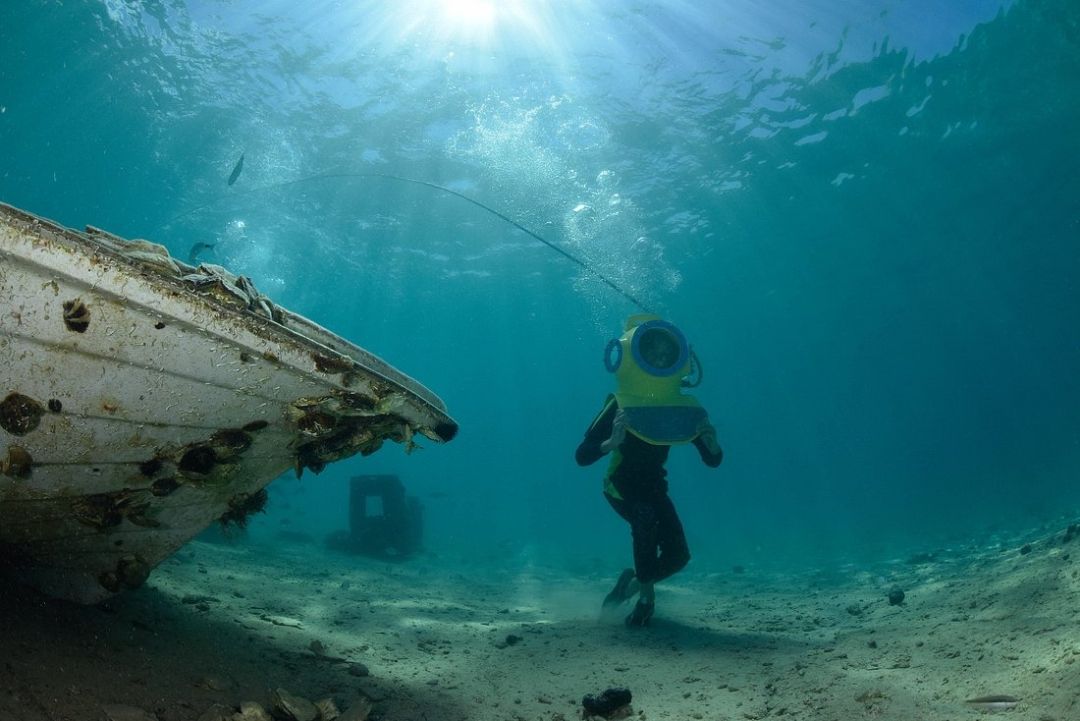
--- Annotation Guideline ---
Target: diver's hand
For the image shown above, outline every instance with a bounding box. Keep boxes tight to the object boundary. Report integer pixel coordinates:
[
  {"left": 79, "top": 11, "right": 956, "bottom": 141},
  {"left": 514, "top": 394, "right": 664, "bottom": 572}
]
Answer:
[
  {"left": 697, "top": 419, "right": 721, "bottom": 455},
  {"left": 600, "top": 409, "right": 628, "bottom": 453}
]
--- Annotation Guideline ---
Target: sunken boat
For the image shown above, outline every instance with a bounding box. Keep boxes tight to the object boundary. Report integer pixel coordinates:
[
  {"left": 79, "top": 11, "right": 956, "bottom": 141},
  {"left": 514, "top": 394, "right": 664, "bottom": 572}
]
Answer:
[{"left": 0, "top": 202, "right": 457, "bottom": 603}]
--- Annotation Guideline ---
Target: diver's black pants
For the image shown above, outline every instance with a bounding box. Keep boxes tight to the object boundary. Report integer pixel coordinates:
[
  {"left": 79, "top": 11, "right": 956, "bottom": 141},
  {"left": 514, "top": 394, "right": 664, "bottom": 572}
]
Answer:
[{"left": 606, "top": 490, "right": 690, "bottom": 586}]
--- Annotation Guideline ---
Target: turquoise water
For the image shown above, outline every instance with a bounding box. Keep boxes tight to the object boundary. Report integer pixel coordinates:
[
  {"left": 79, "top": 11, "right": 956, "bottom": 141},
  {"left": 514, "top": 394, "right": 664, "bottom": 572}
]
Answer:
[{"left": 2, "top": 0, "right": 1078, "bottom": 572}]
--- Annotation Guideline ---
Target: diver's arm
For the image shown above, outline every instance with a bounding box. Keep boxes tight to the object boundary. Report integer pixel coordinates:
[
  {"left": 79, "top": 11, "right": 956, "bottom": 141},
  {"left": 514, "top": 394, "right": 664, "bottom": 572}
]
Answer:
[
  {"left": 694, "top": 420, "right": 723, "bottom": 467},
  {"left": 575, "top": 432, "right": 607, "bottom": 466},
  {"left": 575, "top": 400, "right": 617, "bottom": 466}
]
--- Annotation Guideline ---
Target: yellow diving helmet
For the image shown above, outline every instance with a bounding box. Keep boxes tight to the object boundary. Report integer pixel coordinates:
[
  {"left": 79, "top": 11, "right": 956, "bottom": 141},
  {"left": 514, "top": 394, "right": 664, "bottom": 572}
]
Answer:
[{"left": 603, "top": 314, "right": 705, "bottom": 445}]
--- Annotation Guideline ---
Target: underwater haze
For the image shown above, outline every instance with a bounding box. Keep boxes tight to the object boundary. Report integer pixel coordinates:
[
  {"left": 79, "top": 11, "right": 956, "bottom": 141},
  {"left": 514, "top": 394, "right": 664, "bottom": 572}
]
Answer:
[{"left": 1, "top": 0, "right": 1078, "bottom": 574}]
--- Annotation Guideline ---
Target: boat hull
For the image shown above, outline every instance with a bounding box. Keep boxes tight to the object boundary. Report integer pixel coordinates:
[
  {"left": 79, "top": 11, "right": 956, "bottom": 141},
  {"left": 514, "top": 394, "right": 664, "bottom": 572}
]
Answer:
[{"left": 0, "top": 203, "right": 457, "bottom": 603}]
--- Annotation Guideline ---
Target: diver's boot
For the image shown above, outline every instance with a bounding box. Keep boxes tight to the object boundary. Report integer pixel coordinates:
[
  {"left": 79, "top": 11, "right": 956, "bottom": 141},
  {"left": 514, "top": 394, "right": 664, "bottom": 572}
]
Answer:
[
  {"left": 602, "top": 568, "right": 637, "bottom": 610},
  {"left": 625, "top": 598, "right": 655, "bottom": 627}
]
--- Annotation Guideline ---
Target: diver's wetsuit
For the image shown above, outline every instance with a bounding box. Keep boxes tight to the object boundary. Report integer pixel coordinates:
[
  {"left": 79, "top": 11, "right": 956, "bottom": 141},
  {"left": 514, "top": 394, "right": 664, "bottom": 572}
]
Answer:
[{"left": 576, "top": 397, "right": 723, "bottom": 585}]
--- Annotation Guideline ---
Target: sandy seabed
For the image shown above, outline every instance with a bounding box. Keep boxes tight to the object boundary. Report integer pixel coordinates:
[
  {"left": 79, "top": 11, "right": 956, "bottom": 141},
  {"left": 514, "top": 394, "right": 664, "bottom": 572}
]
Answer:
[{"left": 1, "top": 522, "right": 1078, "bottom": 721}]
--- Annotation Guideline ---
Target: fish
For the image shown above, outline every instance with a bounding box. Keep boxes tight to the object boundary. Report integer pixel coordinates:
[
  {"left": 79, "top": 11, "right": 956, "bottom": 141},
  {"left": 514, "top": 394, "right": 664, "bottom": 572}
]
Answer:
[
  {"left": 964, "top": 695, "right": 1020, "bottom": 712},
  {"left": 227, "top": 153, "right": 244, "bottom": 186},
  {"left": 187, "top": 242, "right": 216, "bottom": 264}
]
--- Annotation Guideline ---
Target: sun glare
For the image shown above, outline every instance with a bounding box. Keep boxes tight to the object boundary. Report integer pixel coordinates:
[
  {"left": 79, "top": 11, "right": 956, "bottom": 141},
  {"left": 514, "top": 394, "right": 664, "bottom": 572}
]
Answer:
[
  {"left": 353, "top": 0, "right": 585, "bottom": 71},
  {"left": 438, "top": 0, "right": 497, "bottom": 38},
  {"left": 442, "top": 0, "right": 496, "bottom": 27}
]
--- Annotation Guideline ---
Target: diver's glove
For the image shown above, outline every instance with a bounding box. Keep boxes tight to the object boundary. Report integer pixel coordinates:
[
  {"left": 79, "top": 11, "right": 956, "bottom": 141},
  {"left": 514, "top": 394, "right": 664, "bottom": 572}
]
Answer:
[
  {"left": 600, "top": 408, "right": 628, "bottom": 453},
  {"left": 696, "top": 419, "right": 722, "bottom": 455}
]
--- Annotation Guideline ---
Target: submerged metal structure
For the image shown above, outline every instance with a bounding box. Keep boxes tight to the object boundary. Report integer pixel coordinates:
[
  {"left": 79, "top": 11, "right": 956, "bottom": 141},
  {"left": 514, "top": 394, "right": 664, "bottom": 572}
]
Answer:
[{"left": 0, "top": 203, "right": 457, "bottom": 603}]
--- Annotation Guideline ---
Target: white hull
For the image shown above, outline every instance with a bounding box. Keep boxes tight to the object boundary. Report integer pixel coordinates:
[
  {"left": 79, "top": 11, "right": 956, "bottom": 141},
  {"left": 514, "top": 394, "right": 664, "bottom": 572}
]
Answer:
[{"left": 0, "top": 203, "right": 457, "bottom": 603}]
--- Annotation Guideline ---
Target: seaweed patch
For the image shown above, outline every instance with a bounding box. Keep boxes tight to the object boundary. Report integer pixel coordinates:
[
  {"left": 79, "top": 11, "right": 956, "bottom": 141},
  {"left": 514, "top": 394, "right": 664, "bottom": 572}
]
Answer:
[
  {"left": 313, "top": 352, "right": 355, "bottom": 374},
  {"left": 0, "top": 392, "right": 45, "bottom": 436},
  {"left": 72, "top": 490, "right": 154, "bottom": 531},
  {"left": 295, "top": 414, "right": 405, "bottom": 477},
  {"left": 62, "top": 298, "right": 90, "bottom": 332},
  {"left": 1, "top": 445, "right": 33, "bottom": 478},
  {"left": 150, "top": 477, "right": 180, "bottom": 497},
  {"left": 209, "top": 428, "right": 252, "bottom": 459},
  {"left": 297, "top": 410, "right": 337, "bottom": 436},
  {"left": 178, "top": 445, "right": 218, "bottom": 476},
  {"left": 219, "top": 488, "right": 269, "bottom": 529},
  {"left": 99, "top": 554, "right": 151, "bottom": 592},
  {"left": 177, "top": 429, "right": 254, "bottom": 478}
]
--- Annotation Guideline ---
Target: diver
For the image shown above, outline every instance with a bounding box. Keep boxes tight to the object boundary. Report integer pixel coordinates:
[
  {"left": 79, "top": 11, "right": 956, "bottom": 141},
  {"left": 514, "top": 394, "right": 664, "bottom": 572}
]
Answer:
[{"left": 576, "top": 315, "right": 723, "bottom": 627}]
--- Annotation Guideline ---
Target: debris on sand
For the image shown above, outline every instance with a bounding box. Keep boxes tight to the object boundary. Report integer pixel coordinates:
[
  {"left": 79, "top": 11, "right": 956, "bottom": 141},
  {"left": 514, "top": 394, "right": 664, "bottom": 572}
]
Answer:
[
  {"left": 582, "top": 688, "right": 632, "bottom": 719},
  {"left": 964, "top": 695, "right": 1020, "bottom": 713}
]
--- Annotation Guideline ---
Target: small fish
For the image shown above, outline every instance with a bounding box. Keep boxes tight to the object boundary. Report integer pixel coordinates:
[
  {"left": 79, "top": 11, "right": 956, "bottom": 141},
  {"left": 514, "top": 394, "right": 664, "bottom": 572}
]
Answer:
[
  {"left": 188, "top": 242, "right": 216, "bottom": 264},
  {"left": 227, "top": 152, "right": 244, "bottom": 186},
  {"left": 964, "top": 695, "right": 1020, "bottom": 712}
]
